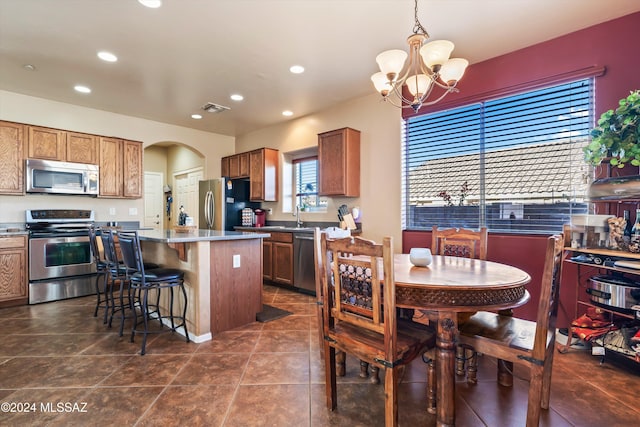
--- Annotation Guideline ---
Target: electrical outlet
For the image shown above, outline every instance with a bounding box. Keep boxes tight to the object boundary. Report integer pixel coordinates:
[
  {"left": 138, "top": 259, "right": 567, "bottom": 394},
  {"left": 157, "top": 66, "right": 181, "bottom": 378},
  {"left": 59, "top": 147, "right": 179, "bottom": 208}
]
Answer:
[
  {"left": 233, "top": 254, "right": 241, "bottom": 268},
  {"left": 129, "top": 208, "right": 138, "bottom": 215},
  {"left": 591, "top": 346, "right": 605, "bottom": 356},
  {"left": 267, "top": 208, "right": 273, "bottom": 215},
  {"left": 109, "top": 208, "right": 116, "bottom": 215}
]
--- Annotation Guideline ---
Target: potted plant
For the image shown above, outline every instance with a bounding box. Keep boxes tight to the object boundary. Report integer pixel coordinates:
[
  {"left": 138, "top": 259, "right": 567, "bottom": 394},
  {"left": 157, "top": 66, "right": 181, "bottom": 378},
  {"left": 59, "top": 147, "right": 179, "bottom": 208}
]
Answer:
[{"left": 584, "top": 90, "right": 640, "bottom": 168}]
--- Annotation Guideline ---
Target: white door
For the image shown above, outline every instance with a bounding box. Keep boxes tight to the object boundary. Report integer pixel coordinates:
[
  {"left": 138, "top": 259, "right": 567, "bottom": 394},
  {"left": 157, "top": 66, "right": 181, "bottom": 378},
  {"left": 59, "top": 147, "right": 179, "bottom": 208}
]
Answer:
[
  {"left": 173, "top": 168, "right": 203, "bottom": 226},
  {"left": 144, "top": 171, "right": 164, "bottom": 230}
]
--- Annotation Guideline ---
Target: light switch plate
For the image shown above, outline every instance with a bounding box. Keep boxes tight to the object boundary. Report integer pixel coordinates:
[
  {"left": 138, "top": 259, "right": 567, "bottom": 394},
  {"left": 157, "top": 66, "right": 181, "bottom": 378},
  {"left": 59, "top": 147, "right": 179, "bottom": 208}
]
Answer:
[
  {"left": 129, "top": 208, "right": 138, "bottom": 215},
  {"left": 233, "top": 254, "right": 241, "bottom": 268}
]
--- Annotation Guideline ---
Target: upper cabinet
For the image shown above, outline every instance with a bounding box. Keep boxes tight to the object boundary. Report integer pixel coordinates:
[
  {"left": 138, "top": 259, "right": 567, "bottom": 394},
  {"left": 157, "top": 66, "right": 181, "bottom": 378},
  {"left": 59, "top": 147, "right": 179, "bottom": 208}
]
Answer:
[
  {"left": 222, "top": 148, "right": 278, "bottom": 201},
  {"left": 27, "top": 125, "right": 98, "bottom": 164},
  {"left": 99, "top": 137, "right": 142, "bottom": 199},
  {"left": 66, "top": 132, "right": 98, "bottom": 164},
  {"left": 249, "top": 148, "right": 278, "bottom": 202},
  {"left": 222, "top": 152, "right": 250, "bottom": 178},
  {"left": 28, "top": 126, "right": 66, "bottom": 161},
  {"left": 318, "top": 127, "right": 360, "bottom": 197},
  {"left": 0, "top": 121, "right": 25, "bottom": 195}
]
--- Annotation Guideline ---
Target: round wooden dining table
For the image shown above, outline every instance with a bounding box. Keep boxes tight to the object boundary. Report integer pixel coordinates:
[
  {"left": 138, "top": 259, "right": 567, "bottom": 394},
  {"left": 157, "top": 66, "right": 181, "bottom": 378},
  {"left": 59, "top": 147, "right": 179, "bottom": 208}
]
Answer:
[{"left": 393, "top": 254, "right": 532, "bottom": 427}]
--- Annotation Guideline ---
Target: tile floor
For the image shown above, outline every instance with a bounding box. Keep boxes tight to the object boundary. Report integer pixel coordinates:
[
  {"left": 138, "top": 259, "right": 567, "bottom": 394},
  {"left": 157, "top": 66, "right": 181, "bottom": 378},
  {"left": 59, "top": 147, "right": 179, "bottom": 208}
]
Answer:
[{"left": 0, "top": 284, "right": 638, "bottom": 426}]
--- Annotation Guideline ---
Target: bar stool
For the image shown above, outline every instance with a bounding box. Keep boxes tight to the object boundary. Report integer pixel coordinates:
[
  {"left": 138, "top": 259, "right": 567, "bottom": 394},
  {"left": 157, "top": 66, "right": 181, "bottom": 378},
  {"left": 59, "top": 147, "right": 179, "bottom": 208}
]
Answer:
[
  {"left": 117, "top": 230, "right": 189, "bottom": 355},
  {"left": 89, "top": 227, "right": 109, "bottom": 324},
  {"left": 100, "top": 229, "right": 134, "bottom": 337}
]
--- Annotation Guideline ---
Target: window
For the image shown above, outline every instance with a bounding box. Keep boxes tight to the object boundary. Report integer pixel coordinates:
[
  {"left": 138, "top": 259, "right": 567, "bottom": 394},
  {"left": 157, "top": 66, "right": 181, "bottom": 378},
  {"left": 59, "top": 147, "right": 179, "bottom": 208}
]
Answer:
[
  {"left": 403, "top": 79, "right": 593, "bottom": 234},
  {"left": 294, "top": 157, "right": 325, "bottom": 211}
]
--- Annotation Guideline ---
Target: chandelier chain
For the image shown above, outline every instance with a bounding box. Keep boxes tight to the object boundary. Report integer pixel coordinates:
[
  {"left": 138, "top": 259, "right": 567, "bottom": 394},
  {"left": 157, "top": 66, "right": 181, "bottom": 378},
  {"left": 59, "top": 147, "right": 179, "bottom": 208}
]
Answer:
[{"left": 412, "top": 0, "right": 430, "bottom": 37}]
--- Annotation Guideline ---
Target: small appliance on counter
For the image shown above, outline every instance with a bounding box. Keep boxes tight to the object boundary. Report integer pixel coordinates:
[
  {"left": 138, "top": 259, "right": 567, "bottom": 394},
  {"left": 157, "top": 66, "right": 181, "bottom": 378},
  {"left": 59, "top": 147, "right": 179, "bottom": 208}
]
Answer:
[
  {"left": 587, "top": 275, "right": 640, "bottom": 311},
  {"left": 241, "top": 208, "right": 255, "bottom": 226},
  {"left": 254, "top": 209, "right": 266, "bottom": 227}
]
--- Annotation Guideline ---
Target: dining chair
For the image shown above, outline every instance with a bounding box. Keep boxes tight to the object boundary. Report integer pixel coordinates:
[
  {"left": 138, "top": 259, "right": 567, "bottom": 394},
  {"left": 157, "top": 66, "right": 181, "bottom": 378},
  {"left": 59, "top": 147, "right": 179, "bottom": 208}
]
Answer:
[
  {"left": 457, "top": 234, "right": 564, "bottom": 427},
  {"left": 314, "top": 228, "right": 380, "bottom": 382},
  {"left": 319, "top": 233, "right": 435, "bottom": 427}
]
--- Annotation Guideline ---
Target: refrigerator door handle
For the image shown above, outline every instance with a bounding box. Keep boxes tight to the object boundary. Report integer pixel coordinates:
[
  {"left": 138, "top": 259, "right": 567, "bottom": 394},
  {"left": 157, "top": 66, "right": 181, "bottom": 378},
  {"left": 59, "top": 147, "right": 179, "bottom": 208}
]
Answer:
[{"left": 205, "top": 190, "right": 215, "bottom": 229}]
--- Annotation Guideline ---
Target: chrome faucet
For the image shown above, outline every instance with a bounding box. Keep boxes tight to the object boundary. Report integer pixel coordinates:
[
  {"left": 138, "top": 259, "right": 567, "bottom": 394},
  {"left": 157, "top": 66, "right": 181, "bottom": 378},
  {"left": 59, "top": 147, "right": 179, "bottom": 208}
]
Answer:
[{"left": 294, "top": 205, "right": 303, "bottom": 228}]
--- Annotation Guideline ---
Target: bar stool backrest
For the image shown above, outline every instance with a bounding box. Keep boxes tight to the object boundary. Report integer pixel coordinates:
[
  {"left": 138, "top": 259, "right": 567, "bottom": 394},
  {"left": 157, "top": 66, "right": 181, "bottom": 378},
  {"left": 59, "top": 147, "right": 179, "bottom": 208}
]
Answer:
[{"left": 117, "top": 231, "right": 146, "bottom": 280}]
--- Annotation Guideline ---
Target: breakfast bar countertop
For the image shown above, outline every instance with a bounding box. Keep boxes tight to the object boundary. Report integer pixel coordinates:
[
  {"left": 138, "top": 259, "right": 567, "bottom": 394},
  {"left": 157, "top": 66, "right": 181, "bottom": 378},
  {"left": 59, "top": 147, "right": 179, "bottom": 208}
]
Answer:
[{"left": 137, "top": 228, "right": 271, "bottom": 243}]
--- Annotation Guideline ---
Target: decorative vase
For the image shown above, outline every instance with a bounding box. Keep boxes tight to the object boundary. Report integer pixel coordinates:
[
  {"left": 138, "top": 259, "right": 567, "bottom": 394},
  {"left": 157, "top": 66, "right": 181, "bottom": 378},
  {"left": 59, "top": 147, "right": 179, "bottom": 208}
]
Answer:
[{"left": 409, "top": 248, "right": 432, "bottom": 267}]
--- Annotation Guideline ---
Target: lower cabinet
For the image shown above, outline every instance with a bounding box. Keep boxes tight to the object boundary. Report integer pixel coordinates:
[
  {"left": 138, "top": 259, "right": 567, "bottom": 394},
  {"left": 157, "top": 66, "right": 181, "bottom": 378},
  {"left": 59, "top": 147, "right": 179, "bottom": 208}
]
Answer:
[
  {"left": 0, "top": 235, "right": 28, "bottom": 307},
  {"left": 263, "top": 232, "right": 293, "bottom": 286}
]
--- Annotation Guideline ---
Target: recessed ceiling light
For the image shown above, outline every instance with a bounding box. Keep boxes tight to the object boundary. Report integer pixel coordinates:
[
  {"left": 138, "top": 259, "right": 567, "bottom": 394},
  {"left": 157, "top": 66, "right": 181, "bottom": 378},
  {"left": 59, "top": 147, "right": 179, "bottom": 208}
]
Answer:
[
  {"left": 138, "top": 0, "right": 162, "bottom": 8},
  {"left": 282, "top": 110, "right": 293, "bottom": 117},
  {"left": 74, "top": 85, "right": 91, "bottom": 94},
  {"left": 230, "top": 94, "right": 244, "bottom": 101},
  {"left": 191, "top": 114, "right": 202, "bottom": 119},
  {"left": 289, "top": 65, "right": 305, "bottom": 74},
  {"left": 23, "top": 64, "right": 36, "bottom": 71},
  {"left": 97, "top": 51, "right": 118, "bottom": 62}
]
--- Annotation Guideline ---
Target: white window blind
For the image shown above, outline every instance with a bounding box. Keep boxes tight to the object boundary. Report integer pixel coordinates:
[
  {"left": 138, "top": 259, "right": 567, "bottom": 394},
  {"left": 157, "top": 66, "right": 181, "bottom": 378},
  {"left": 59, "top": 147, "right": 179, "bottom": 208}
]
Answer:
[
  {"left": 403, "top": 79, "right": 593, "bottom": 234},
  {"left": 294, "top": 157, "right": 321, "bottom": 210}
]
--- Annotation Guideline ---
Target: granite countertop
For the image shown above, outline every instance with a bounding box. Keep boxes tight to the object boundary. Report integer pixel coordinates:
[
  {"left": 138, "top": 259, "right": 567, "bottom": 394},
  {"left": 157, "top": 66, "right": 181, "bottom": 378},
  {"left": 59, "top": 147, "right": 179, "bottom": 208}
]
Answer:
[
  {"left": 234, "top": 225, "right": 315, "bottom": 234},
  {"left": 137, "top": 229, "right": 271, "bottom": 243},
  {"left": 0, "top": 229, "right": 28, "bottom": 236}
]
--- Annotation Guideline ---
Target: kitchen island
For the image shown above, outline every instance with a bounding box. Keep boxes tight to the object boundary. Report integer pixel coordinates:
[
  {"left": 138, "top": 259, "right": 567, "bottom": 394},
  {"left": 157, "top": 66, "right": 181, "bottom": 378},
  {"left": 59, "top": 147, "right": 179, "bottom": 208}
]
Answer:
[{"left": 136, "top": 229, "right": 270, "bottom": 342}]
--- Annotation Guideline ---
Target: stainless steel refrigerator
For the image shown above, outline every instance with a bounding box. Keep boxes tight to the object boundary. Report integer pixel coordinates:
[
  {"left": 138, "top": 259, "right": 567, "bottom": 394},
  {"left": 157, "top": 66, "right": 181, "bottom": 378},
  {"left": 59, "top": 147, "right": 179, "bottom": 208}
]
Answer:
[{"left": 199, "top": 178, "right": 259, "bottom": 231}]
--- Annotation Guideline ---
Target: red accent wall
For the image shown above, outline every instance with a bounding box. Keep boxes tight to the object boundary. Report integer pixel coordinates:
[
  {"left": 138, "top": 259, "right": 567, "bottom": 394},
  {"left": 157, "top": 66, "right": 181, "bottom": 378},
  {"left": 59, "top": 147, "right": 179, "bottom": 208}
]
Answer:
[{"left": 402, "top": 12, "right": 640, "bottom": 327}]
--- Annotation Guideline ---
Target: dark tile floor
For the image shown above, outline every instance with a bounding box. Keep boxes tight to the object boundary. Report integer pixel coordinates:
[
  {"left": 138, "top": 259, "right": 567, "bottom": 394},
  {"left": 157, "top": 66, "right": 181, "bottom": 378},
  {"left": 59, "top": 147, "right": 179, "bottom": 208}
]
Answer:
[{"left": 0, "top": 284, "right": 638, "bottom": 426}]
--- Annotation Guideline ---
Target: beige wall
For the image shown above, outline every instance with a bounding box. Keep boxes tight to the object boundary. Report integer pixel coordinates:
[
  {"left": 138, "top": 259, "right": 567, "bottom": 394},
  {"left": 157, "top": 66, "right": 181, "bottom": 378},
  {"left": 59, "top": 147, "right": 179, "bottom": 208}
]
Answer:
[
  {"left": 0, "top": 90, "right": 235, "bottom": 223},
  {"left": 236, "top": 93, "right": 405, "bottom": 251}
]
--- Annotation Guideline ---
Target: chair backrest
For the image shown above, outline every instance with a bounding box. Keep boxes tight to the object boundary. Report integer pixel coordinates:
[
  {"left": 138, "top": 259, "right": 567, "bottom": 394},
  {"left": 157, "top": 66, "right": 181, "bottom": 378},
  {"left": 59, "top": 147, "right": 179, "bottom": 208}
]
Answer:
[
  {"left": 100, "top": 229, "right": 119, "bottom": 266},
  {"left": 320, "top": 233, "right": 396, "bottom": 354},
  {"left": 431, "top": 226, "right": 488, "bottom": 260},
  {"left": 117, "top": 230, "right": 145, "bottom": 277},
  {"left": 532, "top": 234, "right": 564, "bottom": 359},
  {"left": 88, "top": 227, "right": 104, "bottom": 264}
]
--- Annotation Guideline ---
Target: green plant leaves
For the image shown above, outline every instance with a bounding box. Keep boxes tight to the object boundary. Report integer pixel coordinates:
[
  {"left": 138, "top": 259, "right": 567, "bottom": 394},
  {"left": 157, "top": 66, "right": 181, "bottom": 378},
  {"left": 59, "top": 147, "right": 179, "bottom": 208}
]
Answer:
[{"left": 584, "top": 89, "right": 640, "bottom": 167}]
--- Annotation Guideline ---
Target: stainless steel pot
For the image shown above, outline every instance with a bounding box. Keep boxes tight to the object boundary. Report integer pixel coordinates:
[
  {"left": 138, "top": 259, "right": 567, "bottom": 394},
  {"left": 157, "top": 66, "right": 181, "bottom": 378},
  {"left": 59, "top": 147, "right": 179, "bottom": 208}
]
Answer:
[{"left": 588, "top": 275, "right": 640, "bottom": 310}]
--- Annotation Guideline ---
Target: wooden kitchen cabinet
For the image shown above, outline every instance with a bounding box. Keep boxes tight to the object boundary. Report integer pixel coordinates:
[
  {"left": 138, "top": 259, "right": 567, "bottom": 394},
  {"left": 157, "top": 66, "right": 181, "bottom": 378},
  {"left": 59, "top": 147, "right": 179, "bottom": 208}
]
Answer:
[
  {"left": 221, "top": 156, "right": 230, "bottom": 177},
  {"left": 222, "top": 152, "right": 250, "bottom": 178},
  {"left": 318, "top": 127, "right": 360, "bottom": 197},
  {"left": 263, "top": 232, "right": 293, "bottom": 286},
  {"left": 27, "top": 126, "right": 98, "bottom": 164},
  {"left": 249, "top": 148, "right": 278, "bottom": 201},
  {"left": 0, "top": 121, "right": 25, "bottom": 195},
  {"left": 66, "top": 132, "right": 98, "bottom": 164},
  {"left": 99, "top": 137, "right": 142, "bottom": 198},
  {"left": 27, "top": 125, "right": 66, "bottom": 161},
  {"left": 0, "top": 235, "right": 28, "bottom": 307}
]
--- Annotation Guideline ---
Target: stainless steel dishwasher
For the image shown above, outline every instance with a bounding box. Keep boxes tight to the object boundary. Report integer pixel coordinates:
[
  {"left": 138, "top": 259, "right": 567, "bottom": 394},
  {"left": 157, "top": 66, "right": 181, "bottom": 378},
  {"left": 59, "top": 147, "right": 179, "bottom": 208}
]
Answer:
[{"left": 293, "top": 233, "right": 316, "bottom": 295}]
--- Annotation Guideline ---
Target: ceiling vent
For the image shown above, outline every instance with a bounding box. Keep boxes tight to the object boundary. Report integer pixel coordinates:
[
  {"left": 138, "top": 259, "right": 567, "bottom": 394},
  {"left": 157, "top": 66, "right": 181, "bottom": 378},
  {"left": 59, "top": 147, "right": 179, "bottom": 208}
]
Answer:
[{"left": 202, "top": 102, "right": 230, "bottom": 113}]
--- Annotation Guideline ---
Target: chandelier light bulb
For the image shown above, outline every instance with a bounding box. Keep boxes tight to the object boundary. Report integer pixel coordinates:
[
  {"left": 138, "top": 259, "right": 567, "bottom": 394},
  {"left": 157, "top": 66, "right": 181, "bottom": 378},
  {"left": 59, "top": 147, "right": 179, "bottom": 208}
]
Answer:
[
  {"left": 375, "top": 50, "right": 408, "bottom": 81},
  {"left": 439, "top": 58, "right": 469, "bottom": 85},
  {"left": 406, "top": 74, "right": 431, "bottom": 97},
  {"left": 419, "top": 40, "right": 455, "bottom": 70},
  {"left": 371, "top": 72, "right": 391, "bottom": 96}
]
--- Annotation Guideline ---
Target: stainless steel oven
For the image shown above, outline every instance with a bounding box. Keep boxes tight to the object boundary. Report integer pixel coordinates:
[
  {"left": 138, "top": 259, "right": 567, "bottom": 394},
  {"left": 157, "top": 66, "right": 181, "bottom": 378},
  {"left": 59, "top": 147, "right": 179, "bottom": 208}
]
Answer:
[{"left": 26, "top": 209, "right": 97, "bottom": 304}]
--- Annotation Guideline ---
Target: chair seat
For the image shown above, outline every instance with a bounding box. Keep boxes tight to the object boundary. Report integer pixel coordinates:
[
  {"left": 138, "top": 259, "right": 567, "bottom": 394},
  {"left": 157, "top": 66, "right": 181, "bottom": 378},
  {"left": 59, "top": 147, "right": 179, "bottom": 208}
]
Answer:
[
  {"left": 459, "top": 311, "right": 554, "bottom": 354},
  {"left": 131, "top": 268, "right": 184, "bottom": 282},
  {"left": 329, "top": 319, "right": 435, "bottom": 367}
]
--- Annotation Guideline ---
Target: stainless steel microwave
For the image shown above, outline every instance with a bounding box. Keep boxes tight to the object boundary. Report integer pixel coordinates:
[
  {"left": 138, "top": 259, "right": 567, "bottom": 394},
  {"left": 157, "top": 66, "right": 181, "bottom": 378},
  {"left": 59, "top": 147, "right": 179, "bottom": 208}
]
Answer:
[{"left": 25, "top": 159, "right": 99, "bottom": 195}]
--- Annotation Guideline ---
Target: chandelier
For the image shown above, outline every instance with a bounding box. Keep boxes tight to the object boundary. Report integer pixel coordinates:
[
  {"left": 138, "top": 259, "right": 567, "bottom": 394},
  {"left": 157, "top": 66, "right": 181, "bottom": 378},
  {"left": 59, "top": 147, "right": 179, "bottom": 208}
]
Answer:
[{"left": 371, "top": 0, "right": 468, "bottom": 112}]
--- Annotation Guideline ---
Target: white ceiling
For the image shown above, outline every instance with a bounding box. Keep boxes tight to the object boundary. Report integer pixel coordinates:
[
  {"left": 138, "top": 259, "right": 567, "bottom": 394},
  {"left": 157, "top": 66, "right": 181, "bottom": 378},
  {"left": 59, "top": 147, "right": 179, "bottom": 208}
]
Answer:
[{"left": 1, "top": 0, "right": 639, "bottom": 137}]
